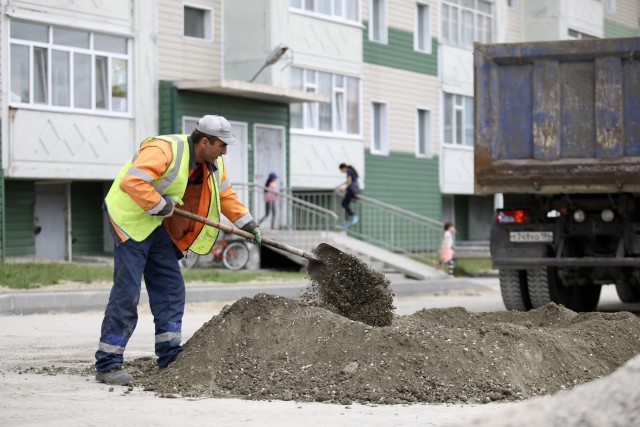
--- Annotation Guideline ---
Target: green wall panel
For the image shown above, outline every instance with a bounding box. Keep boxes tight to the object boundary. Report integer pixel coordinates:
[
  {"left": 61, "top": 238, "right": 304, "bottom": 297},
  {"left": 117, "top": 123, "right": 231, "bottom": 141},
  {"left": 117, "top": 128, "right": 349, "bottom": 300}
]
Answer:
[
  {"left": 604, "top": 19, "right": 639, "bottom": 38},
  {"left": 71, "top": 182, "right": 104, "bottom": 256},
  {"left": 159, "top": 84, "right": 291, "bottom": 188},
  {"left": 4, "top": 180, "right": 35, "bottom": 257},
  {"left": 363, "top": 22, "right": 438, "bottom": 75},
  {"left": 364, "top": 151, "right": 440, "bottom": 219}
]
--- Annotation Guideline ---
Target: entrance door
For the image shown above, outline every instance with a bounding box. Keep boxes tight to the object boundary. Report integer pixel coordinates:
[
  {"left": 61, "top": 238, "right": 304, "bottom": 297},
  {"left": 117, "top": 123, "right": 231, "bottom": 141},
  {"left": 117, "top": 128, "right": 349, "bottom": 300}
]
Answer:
[
  {"left": 34, "top": 183, "right": 68, "bottom": 260},
  {"left": 226, "top": 121, "right": 249, "bottom": 203},
  {"left": 254, "top": 125, "right": 285, "bottom": 225}
]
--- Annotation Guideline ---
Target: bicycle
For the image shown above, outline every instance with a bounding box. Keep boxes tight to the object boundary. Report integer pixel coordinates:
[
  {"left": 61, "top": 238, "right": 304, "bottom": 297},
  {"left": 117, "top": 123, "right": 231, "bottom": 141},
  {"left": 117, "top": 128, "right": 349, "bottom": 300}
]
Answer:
[{"left": 179, "top": 232, "right": 250, "bottom": 271}]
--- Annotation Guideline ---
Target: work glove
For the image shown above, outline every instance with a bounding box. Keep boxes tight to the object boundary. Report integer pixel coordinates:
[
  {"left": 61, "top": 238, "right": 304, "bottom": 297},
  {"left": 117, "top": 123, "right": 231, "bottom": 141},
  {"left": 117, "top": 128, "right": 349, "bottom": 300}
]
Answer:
[
  {"left": 153, "top": 194, "right": 175, "bottom": 218},
  {"left": 247, "top": 227, "right": 262, "bottom": 246}
]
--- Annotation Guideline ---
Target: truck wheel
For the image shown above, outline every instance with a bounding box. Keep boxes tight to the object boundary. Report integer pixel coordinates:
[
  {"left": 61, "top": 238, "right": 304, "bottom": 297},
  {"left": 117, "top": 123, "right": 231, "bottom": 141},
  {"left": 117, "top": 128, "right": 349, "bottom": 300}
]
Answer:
[
  {"left": 615, "top": 282, "right": 640, "bottom": 303},
  {"left": 528, "top": 267, "right": 601, "bottom": 312},
  {"left": 499, "top": 269, "right": 532, "bottom": 311}
]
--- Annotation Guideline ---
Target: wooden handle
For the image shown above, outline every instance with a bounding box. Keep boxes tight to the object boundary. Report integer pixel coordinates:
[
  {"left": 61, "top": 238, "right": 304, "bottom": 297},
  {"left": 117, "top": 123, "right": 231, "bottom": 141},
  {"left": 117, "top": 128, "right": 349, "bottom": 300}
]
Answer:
[{"left": 173, "top": 208, "right": 320, "bottom": 262}]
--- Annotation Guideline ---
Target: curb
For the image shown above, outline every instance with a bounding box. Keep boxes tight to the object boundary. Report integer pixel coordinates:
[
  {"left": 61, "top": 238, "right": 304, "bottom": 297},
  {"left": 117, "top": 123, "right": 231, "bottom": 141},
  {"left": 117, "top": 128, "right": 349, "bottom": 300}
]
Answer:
[{"left": 0, "top": 279, "right": 489, "bottom": 315}]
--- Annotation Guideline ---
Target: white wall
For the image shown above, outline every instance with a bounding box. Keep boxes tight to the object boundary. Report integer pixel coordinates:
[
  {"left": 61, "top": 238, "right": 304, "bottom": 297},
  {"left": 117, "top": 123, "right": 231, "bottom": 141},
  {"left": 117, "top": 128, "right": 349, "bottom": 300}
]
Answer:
[
  {"left": 1, "top": 0, "right": 155, "bottom": 179},
  {"left": 567, "top": 0, "right": 603, "bottom": 36}
]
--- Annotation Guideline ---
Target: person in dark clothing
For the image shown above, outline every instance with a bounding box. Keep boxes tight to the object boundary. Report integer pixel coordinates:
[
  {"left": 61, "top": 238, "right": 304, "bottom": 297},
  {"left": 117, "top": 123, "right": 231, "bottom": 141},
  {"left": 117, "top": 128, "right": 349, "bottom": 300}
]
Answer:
[{"left": 338, "top": 163, "right": 361, "bottom": 228}]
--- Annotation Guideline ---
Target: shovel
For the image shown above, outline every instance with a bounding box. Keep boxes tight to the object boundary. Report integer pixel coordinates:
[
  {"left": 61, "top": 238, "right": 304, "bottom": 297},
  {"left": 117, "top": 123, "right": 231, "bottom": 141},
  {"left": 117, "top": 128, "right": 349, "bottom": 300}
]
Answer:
[{"left": 173, "top": 208, "right": 342, "bottom": 280}]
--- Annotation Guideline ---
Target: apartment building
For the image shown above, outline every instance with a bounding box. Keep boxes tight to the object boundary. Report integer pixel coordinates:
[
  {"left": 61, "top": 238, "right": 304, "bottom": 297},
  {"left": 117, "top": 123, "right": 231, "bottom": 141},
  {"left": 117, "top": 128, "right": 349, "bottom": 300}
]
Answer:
[{"left": 0, "top": 0, "right": 156, "bottom": 260}]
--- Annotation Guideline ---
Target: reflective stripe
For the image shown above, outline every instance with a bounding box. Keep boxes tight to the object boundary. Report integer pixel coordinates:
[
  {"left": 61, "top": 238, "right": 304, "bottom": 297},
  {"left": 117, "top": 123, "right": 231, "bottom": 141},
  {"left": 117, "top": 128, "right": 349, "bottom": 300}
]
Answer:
[
  {"left": 234, "top": 213, "right": 253, "bottom": 229},
  {"left": 98, "top": 342, "right": 125, "bottom": 355},
  {"left": 219, "top": 180, "right": 230, "bottom": 191},
  {"left": 146, "top": 196, "right": 167, "bottom": 215},
  {"left": 155, "top": 332, "right": 182, "bottom": 344},
  {"left": 126, "top": 166, "right": 154, "bottom": 183},
  {"left": 155, "top": 135, "right": 184, "bottom": 192}
]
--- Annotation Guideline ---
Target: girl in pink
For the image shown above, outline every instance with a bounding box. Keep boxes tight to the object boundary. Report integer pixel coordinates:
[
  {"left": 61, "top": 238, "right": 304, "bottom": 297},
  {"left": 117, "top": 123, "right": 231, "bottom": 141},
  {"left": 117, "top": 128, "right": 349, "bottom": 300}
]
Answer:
[{"left": 259, "top": 172, "right": 278, "bottom": 229}]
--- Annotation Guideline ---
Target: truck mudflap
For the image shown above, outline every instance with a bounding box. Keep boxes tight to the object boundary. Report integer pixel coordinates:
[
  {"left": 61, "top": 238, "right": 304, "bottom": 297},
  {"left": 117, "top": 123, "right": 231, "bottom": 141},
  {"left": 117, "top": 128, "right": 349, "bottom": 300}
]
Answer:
[{"left": 494, "top": 257, "right": 640, "bottom": 268}]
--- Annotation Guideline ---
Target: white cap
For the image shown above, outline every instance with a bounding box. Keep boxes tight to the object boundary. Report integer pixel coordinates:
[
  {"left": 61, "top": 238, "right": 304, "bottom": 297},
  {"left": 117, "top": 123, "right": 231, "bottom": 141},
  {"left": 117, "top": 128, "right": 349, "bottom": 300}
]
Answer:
[{"left": 196, "top": 115, "right": 239, "bottom": 145}]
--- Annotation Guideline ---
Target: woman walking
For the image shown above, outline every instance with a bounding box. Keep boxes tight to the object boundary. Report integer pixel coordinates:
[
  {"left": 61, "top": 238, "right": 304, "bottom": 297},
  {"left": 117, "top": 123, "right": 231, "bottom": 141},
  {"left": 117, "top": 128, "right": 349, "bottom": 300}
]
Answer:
[{"left": 338, "top": 163, "right": 361, "bottom": 228}]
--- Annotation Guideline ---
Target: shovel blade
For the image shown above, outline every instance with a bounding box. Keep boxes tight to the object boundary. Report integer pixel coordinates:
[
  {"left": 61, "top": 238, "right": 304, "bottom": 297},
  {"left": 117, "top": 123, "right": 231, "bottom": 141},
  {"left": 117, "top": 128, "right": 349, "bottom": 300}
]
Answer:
[{"left": 307, "top": 242, "right": 346, "bottom": 281}]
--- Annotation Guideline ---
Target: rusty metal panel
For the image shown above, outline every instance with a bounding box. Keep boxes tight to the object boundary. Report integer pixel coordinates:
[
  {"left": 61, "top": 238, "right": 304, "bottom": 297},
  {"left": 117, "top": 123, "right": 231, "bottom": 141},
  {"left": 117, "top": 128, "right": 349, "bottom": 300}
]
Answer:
[
  {"left": 474, "top": 37, "right": 640, "bottom": 195},
  {"left": 533, "top": 60, "right": 560, "bottom": 161}
]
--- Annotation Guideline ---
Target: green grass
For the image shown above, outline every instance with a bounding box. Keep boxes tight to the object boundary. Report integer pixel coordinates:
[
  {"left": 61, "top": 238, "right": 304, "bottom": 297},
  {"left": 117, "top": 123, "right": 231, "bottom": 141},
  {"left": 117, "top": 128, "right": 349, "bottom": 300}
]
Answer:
[
  {"left": 0, "top": 263, "right": 305, "bottom": 290},
  {"left": 454, "top": 258, "right": 494, "bottom": 276}
]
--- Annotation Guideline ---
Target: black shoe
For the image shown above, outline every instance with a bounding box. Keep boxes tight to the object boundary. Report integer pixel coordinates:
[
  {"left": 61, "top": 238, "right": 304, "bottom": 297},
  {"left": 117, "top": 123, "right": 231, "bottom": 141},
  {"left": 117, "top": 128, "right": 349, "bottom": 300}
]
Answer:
[{"left": 95, "top": 365, "right": 133, "bottom": 386}]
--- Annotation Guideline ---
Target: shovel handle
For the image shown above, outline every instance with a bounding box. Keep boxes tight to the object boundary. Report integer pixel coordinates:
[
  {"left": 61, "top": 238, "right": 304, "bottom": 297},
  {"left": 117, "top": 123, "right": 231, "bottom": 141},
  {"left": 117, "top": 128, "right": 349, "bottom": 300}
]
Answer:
[{"left": 173, "top": 208, "right": 320, "bottom": 262}]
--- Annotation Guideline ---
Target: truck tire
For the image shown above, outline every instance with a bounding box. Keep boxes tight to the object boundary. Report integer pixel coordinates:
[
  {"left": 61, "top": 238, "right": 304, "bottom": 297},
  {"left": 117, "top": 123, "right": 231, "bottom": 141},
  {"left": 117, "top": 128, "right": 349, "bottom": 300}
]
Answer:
[
  {"left": 527, "top": 267, "right": 601, "bottom": 312},
  {"left": 615, "top": 282, "right": 640, "bottom": 303},
  {"left": 499, "top": 269, "right": 532, "bottom": 311}
]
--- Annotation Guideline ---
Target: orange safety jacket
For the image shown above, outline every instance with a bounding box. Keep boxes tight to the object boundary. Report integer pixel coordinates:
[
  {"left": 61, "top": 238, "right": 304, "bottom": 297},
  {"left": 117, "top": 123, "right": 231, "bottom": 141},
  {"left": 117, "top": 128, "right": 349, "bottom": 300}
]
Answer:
[{"left": 108, "top": 136, "right": 255, "bottom": 253}]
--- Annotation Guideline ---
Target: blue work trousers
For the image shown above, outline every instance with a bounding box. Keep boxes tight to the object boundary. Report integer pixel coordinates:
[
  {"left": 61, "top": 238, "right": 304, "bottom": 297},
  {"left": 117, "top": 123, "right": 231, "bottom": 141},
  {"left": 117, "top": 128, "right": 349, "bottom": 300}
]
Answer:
[{"left": 95, "top": 226, "right": 185, "bottom": 372}]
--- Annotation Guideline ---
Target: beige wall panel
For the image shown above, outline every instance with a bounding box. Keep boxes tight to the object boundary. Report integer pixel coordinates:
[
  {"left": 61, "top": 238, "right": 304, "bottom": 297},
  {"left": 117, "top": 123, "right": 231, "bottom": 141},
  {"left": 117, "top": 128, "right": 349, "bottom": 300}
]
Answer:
[
  {"left": 8, "top": 109, "right": 135, "bottom": 179},
  {"left": 363, "top": 63, "right": 439, "bottom": 155},
  {"left": 506, "top": 5, "right": 524, "bottom": 42},
  {"left": 289, "top": 13, "right": 362, "bottom": 74},
  {"left": 290, "top": 134, "right": 364, "bottom": 189},
  {"left": 157, "top": 0, "right": 221, "bottom": 81},
  {"left": 567, "top": 0, "right": 603, "bottom": 36},
  {"left": 606, "top": 0, "right": 640, "bottom": 28},
  {"left": 7, "top": 0, "right": 133, "bottom": 27}
]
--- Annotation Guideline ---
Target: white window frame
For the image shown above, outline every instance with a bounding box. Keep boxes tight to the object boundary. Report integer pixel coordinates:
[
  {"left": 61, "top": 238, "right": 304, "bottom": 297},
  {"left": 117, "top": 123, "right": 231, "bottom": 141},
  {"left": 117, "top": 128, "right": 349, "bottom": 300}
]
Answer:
[
  {"left": 371, "top": 101, "right": 388, "bottom": 155},
  {"left": 290, "top": 67, "right": 361, "bottom": 136},
  {"left": 415, "top": 2, "right": 432, "bottom": 53},
  {"left": 441, "top": 0, "right": 493, "bottom": 49},
  {"left": 443, "top": 93, "right": 473, "bottom": 147},
  {"left": 8, "top": 19, "right": 131, "bottom": 116},
  {"left": 369, "top": 0, "right": 388, "bottom": 44},
  {"left": 183, "top": 3, "right": 214, "bottom": 42},
  {"left": 289, "top": 0, "right": 361, "bottom": 24},
  {"left": 416, "top": 107, "right": 432, "bottom": 158}
]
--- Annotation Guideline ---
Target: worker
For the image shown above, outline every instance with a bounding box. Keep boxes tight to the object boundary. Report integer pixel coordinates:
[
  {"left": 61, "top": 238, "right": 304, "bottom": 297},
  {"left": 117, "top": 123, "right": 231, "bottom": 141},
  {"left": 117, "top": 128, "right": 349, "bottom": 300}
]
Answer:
[{"left": 95, "top": 115, "right": 261, "bottom": 386}]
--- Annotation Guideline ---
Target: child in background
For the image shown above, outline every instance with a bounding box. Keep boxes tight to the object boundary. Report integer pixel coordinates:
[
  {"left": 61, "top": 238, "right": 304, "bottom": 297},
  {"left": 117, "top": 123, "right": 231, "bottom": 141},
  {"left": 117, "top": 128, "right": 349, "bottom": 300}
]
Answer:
[
  {"left": 258, "top": 172, "right": 278, "bottom": 230},
  {"left": 437, "top": 222, "right": 456, "bottom": 277}
]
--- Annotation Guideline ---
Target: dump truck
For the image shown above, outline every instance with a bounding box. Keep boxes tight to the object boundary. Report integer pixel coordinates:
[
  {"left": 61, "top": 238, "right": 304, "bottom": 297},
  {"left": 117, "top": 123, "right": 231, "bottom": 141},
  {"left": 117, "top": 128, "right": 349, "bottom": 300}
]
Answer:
[{"left": 474, "top": 37, "right": 640, "bottom": 312}]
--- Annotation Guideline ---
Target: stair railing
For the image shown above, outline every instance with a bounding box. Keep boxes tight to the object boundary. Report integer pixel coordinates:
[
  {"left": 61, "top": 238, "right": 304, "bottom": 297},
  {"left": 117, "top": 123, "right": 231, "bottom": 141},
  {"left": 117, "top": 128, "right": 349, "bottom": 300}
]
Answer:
[{"left": 293, "top": 190, "right": 444, "bottom": 262}]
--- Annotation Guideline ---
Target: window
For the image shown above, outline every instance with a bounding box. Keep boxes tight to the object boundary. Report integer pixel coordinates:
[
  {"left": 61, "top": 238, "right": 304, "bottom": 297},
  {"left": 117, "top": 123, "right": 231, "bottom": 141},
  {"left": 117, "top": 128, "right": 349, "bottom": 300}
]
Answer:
[
  {"left": 567, "top": 29, "right": 598, "bottom": 40},
  {"left": 416, "top": 108, "right": 432, "bottom": 157},
  {"left": 606, "top": 0, "right": 616, "bottom": 13},
  {"left": 371, "top": 102, "right": 388, "bottom": 155},
  {"left": 443, "top": 93, "right": 473, "bottom": 146},
  {"left": 184, "top": 4, "right": 213, "bottom": 40},
  {"left": 289, "top": 0, "right": 360, "bottom": 23},
  {"left": 441, "top": 0, "right": 493, "bottom": 48},
  {"left": 9, "top": 19, "right": 130, "bottom": 113},
  {"left": 415, "top": 2, "right": 432, "bottom": 53},
  {"left": 507, "top": 0, "right": 518, "bottom": 8},
  {"left": 370, "top": 0, "right": 388, "bottom": 43},
  {"left": 290, "top": 67, "right": 360, "bottom": 135}
]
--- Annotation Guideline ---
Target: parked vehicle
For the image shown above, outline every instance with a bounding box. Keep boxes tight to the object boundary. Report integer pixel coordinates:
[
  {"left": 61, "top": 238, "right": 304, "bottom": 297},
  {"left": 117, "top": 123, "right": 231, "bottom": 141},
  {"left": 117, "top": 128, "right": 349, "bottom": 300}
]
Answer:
[{"left": 474, "top": 37, "right": 640, "bottom": 312}]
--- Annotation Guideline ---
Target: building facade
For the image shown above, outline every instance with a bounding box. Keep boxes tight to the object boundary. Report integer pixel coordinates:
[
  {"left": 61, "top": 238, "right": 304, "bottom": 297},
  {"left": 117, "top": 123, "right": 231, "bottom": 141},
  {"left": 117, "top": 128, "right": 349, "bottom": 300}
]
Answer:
[{"left": 0, "top": 0, "right": 156, "bottom": 260}]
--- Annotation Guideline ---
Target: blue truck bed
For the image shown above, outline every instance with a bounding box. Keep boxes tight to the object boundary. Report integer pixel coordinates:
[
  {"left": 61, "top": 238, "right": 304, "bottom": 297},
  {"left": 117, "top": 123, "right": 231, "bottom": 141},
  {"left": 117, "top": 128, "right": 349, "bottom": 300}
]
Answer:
[{"left": 474, "top": 37, "right": 640, "bottom": 195}]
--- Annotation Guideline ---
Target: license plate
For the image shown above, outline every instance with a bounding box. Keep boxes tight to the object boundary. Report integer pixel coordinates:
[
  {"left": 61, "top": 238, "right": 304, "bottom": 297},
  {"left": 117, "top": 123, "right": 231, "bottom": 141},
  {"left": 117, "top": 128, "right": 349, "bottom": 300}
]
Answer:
[{"left": 510, "top": 231, "right": 553, "bottom": 243}]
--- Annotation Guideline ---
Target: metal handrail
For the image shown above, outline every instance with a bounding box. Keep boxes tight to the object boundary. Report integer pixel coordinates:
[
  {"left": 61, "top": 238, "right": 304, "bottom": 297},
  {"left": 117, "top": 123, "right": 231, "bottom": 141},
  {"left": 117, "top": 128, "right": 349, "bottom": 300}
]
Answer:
[
  {"left": 294, "top": 190, "right": 444, "bottom": 262},
  {"left": 230, "top": 182, "right": 338, "bottom": 242}
]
